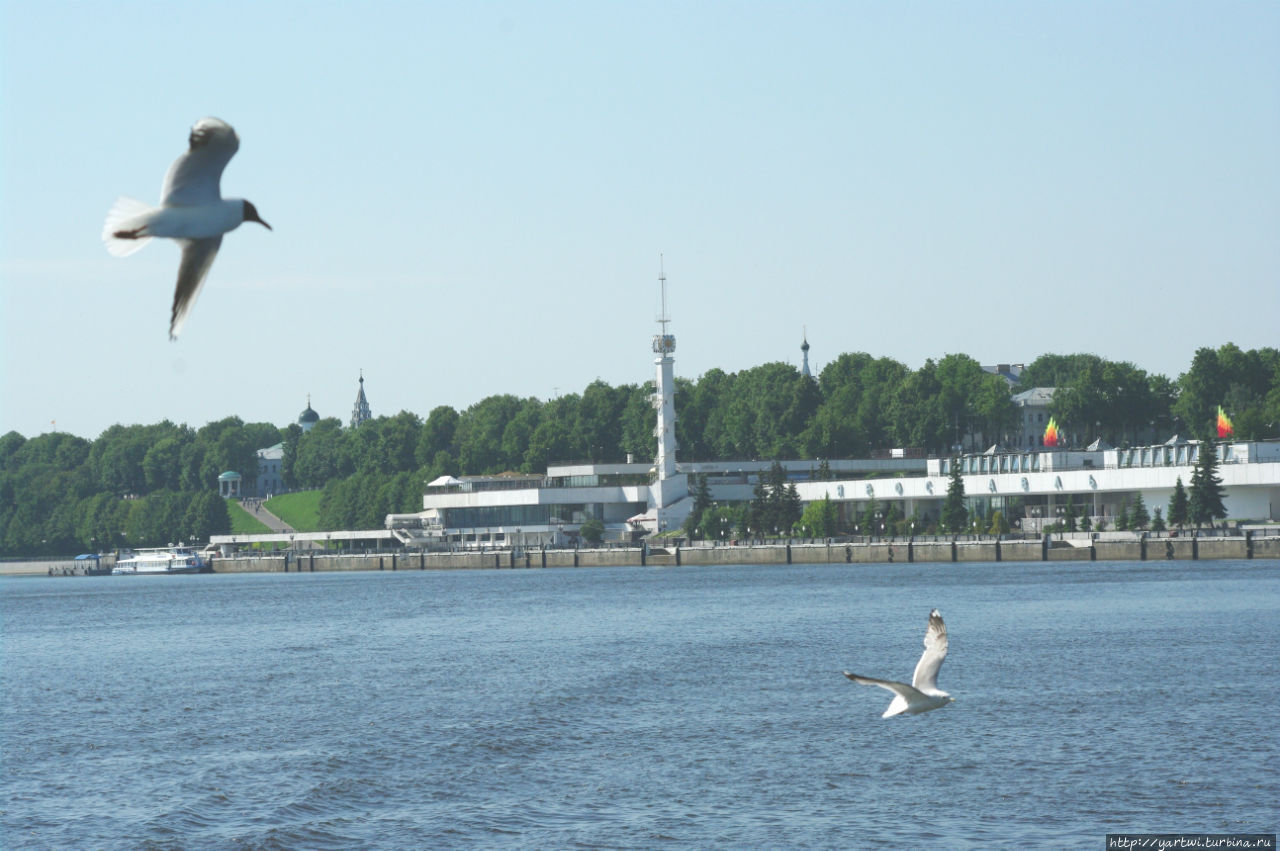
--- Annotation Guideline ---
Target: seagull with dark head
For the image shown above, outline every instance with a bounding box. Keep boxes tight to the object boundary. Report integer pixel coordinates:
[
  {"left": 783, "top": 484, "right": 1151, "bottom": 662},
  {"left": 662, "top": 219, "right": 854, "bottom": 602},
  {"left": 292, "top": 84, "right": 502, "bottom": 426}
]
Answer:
[
  {"left": 844, "top": 608, "right": 954, "bottom": 718},
  {"left": 103, "top": 117, "right": 271, "bottom": 339}
]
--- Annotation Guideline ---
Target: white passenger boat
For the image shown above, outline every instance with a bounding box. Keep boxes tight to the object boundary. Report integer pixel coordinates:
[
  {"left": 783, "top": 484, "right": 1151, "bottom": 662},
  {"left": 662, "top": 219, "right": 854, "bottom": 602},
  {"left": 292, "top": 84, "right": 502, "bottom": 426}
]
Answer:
[{"left": 111, "top": 546, "right": 209, "bottom": 575}]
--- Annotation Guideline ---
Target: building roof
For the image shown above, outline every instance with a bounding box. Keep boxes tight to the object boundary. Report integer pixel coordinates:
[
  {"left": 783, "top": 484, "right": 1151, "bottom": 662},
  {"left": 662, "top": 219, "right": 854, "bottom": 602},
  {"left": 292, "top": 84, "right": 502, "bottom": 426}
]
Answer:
[
  {"left": 1011, "top": 387, "right": 1056, "bottom": 407},
  {"left": 982, "top": 363, "right": 1025, "bottom": 387},
  {"left": 218, "top": 470, "right": 242, "bottom": 480},
  {"left": 256, "top": 442, "right": 284, "bottom": 460}
]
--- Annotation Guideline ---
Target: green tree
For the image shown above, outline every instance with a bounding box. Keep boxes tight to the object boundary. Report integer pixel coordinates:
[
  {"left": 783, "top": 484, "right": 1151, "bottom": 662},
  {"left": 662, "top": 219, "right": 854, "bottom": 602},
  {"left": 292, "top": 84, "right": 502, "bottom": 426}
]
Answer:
[
  {"left": 576, "top": 380, "right": 626, "bottom": 462},
  {"left": 1130, "top": 492, "right": 1150, "bottom": 530},
  {"left": 1189, "top": 441, "right": 1227, "bottom": 528},
  {"left": 280, "top": 423, "right": 304, "bottom": 488},
  {"left": 416, "top": 406, "right": 460, "bottom": 469},
  {"left": 940, "top": 459, "right": 967, "bottom": 533},
  {"left": 183, "top": 490, "right": 231, "bottom": 543},
  {"left": 860, "top": 496, "right": 881, "bottom": 536},
  {"left": 987, "top": 510, "right": 1010, "bottom": 536},
  {"left": 888, "top": 359, "right": 949, "bottom": 453},
  {"left": 746, "top": 477, "right": 769, "bottom": 538},
  {"left": 697, "top": 503, "right": 741, "bottom": 542},
  {"left": 935, "top": 354, "right": 990, "bottom": 451},
  {"left": 1168, "top": 476, "right": 1189, "bottom": 531},
  {"left": 974, "top": 374, "right": 1019, "bottom": 447},
  {"left": 782, "top": 482, "right": 803, "bottom": 533},
  {"left": 455, "top": 394, "right": 527, "bottom": 473},
  {"left": 579, "top": 517, "right": 605, "bottom": 546},
  {"left": 798, "top": 493, "right": 839, "bottom": 538},
  {"left": 1115, "top": 500, "right": 1130, "bottom": 531},
  {"left": 1019, "top": 353, "right": 1106, "bottom": 389},
  {"left": 682, "top": 474, "right": 713, "bottom": 540},
  {"left": 1151, "top": 507, "right": 1167, "bottom": 532}
]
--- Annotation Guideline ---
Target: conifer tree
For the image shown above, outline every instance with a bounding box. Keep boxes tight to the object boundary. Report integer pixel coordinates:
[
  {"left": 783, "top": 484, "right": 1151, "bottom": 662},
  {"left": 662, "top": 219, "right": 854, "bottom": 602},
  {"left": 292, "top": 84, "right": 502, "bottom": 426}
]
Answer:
[
  {"left": 1151, "top": 506, "right": 1167, "bottom": 532},
  {"left": 683, "top": 473, "right": 713, "bottom": 539},
  {"left": 941, "top": 459, "right": 967, "bottom": 533},
  {"left": 783, "top": 482, "right": 802, "bottom": 532},
  {"left": 861, "top": 496, "right": 881, "bottom": 536},
  {"left": 1168, "top": 477, "right": 1189, "bottom": 531},
  {"left": 1130, "top": 492, "right": 1150, "bottom": 530},
  {"left": 1189, "top": 441, "right": 1228, "bottom": 529},
  {"left": 1115, "top": 499, "right": 1130, "bottom": 531},
  {"left": 747, "top": 477, "right": 768, "bottom": 538}
]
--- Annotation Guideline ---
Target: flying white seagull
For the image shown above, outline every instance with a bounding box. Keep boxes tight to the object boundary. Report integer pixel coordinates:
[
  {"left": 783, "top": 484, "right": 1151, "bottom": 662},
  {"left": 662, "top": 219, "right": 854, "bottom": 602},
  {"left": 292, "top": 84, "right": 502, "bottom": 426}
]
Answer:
[
  {"left": 103, "top": 117, "right": 271, "bottom": 339},
  {"left": 844, "top": 608, "right": 953, "bottom": 718}
]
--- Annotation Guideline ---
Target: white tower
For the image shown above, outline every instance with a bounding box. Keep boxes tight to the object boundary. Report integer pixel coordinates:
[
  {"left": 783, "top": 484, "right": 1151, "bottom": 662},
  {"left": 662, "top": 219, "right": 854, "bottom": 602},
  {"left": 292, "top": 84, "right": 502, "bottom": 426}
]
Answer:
[
  {"left": 801, "top": 328, "right": 811, "bottom": 378},
  {"left": 652, "top": 259, "right": 678, "bottom": 483}
]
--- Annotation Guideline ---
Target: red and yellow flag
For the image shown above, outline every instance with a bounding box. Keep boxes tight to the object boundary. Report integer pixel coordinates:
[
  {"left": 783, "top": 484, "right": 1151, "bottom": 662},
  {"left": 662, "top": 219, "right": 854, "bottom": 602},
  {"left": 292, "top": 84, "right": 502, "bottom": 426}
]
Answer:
[
  {"left": 1216, "top": 406, "right": 1234, "bottom": 438},
  {"left": 1043, "top": 417, "right": 1060, "bottom": 447}
]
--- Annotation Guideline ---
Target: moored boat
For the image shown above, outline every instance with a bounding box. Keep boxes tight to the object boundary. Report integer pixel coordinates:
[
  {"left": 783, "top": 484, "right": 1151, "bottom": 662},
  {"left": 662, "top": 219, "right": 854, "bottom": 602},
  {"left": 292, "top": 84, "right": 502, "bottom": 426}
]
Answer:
[{"left": 111, "top": 546, "right": 210, "bottom": 575}]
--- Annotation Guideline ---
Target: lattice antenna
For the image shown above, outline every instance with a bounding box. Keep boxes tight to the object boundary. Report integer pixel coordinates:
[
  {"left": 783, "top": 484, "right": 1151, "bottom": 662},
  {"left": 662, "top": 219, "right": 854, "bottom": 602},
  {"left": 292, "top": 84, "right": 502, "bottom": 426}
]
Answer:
[{"left": 657, "top": 253, "right": 669, "bottom": 335}]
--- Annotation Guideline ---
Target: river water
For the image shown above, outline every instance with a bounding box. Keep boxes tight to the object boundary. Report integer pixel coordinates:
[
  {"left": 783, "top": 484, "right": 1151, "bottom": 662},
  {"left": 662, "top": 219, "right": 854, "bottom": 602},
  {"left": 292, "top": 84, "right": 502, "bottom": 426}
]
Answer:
[{"left": 3, "top": 560, "right": 1277, "bottom": 848}]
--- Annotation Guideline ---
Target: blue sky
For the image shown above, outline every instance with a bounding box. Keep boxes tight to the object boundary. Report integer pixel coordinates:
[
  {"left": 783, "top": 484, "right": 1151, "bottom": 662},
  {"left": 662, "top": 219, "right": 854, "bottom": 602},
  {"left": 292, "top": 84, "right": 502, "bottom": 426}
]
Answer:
[{"left": 2, "top": 1, "right": 1277, "bottom": 440}]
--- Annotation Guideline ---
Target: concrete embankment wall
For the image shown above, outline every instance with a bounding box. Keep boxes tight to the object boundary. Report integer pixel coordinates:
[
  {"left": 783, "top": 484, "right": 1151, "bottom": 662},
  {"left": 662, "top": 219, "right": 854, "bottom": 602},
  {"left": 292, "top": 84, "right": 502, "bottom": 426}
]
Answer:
[
  {"left": 6, "top": 535, "right": 1277, "bottom": 576},
  {"left": 211, "top": 535, "right": 1272, "bottom": 573}
]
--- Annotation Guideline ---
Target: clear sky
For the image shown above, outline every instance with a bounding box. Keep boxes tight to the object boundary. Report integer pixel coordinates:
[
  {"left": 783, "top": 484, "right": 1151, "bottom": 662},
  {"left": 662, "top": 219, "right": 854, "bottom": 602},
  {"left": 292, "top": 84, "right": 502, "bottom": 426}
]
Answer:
[{"left": 2, "top": 1, "right": 1277, "bottom": 440}]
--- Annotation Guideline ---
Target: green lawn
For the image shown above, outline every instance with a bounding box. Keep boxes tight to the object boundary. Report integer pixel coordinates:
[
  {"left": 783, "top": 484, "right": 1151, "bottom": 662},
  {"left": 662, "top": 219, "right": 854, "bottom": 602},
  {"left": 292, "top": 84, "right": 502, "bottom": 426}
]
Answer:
[
  {"left": 265, "top": 490, "right": 322, "bottom": 532},
  {"left": 227, "top": 498, "right": 273, "bottom": 534}
]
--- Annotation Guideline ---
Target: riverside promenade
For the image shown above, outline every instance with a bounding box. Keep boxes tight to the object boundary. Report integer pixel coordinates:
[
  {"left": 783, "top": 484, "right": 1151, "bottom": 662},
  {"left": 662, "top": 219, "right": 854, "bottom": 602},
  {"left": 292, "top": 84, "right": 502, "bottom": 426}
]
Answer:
[{"left": 5, "top": 531, "right": 1277, "bottom": 576}]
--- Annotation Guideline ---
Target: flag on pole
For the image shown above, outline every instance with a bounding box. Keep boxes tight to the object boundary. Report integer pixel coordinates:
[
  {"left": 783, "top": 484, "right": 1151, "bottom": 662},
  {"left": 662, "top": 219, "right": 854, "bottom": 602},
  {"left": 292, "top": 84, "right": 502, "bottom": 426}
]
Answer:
[
  {"left": 1216, "top": 406, "right": 1234, "bottom": 438},
  {"left": 1043, "top": 417, "right": 1060, "bottom": 447}
]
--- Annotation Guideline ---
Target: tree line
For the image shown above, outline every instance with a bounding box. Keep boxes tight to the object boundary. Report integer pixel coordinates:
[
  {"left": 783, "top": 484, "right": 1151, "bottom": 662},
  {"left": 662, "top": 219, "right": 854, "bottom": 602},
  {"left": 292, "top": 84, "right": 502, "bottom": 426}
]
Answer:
[{"left": 2, "top": 344, "right": 1275, "bottom": 555}]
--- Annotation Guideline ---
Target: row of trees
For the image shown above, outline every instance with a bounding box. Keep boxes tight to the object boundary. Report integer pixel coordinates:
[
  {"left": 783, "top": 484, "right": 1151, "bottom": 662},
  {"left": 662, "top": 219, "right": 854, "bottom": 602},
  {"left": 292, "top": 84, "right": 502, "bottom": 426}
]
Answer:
[
  {"left": 2, "top": 344, "right": 1273, "bottom": 555},
  {"left": 281, "top": 344, "right": 1280, "bottom": 493},
  {"left": 0, "top": 424, "right": 251, "bottom": 555}
]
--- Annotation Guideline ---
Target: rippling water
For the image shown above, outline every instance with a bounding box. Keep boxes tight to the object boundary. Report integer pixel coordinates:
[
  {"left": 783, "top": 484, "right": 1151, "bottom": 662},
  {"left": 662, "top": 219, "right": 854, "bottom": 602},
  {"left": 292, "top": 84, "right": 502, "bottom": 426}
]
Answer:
[{"left": 3, "top": 560, "right": 1277, "bottom": 848}]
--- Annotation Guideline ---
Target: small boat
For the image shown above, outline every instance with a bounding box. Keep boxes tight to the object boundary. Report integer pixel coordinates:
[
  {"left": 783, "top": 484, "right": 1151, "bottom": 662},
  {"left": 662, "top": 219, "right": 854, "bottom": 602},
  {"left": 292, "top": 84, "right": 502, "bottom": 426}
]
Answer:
[{"left": 112, "top": 546, "right": 209, "bottom": 575}]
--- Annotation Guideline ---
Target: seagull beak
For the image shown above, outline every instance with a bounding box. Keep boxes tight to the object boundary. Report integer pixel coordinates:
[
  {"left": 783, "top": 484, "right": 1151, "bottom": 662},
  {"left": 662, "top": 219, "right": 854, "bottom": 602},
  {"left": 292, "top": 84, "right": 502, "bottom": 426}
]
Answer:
[{"left": 243, "top": 201, "right": 272, "bottom": 230}]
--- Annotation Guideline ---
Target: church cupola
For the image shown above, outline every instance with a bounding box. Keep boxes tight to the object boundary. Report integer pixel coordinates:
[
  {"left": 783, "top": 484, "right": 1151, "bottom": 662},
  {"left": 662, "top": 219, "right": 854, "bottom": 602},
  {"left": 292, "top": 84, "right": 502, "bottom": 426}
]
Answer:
[{"left": 298, "top": 395, "right": 320, "bottom": 433}]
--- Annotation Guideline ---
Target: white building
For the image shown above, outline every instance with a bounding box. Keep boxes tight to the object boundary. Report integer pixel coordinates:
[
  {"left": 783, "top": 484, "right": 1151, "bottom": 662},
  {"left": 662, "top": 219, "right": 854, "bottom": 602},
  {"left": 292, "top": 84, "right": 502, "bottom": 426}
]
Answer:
[
  {"left": 389, "top": 276, "right": 1280, "bottom": 548},
  {"left": 252, "top": 443, "right": 285, "bottom": 498}
]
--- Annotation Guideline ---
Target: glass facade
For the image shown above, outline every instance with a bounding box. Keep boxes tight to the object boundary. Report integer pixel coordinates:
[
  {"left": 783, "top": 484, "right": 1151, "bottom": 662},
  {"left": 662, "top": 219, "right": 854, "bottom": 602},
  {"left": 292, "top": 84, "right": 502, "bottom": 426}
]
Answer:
[{"left": 442, "top": 503, "right": 603, "bottom": 529}]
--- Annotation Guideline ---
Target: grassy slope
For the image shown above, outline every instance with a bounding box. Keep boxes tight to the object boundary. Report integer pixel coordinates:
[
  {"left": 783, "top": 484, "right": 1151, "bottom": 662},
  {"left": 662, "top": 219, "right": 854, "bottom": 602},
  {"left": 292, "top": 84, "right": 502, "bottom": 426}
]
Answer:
[
  {"left": 226, "top": 499, "right": 273, "bottom": 534},
  {"left": 264, "top": 491, "right": 322, "bottom": 532}
]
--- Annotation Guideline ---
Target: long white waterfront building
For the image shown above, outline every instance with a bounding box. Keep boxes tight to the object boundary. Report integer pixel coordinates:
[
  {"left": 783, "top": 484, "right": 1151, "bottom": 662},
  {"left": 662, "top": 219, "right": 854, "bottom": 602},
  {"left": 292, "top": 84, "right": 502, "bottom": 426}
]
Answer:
[{"left": 390, "top": 274, "right": 1280, "bottom": 549}]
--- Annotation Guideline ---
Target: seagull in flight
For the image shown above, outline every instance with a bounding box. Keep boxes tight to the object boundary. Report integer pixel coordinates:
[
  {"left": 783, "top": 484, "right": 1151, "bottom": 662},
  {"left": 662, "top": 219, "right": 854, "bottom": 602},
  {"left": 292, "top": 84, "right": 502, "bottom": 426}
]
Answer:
[
  {"left": 103, "top": 117, "right": 271, "bottom": 339},
  {"left": 844, "top": 608, "right": 953, "bottom": 718}
]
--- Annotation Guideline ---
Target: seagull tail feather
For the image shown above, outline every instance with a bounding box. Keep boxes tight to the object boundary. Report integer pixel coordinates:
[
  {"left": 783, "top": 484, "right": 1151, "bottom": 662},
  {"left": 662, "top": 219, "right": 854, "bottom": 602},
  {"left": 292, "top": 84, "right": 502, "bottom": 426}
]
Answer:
[{"left": 103, "top": 196, "right": 156, "bottom": 257}]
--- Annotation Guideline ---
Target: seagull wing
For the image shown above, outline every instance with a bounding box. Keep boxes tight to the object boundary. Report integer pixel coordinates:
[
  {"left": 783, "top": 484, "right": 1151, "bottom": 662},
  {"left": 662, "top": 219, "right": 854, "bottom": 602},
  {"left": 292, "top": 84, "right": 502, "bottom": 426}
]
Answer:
[
  {"left": 911, "top": 608, "right": 948, "bottom": 695},
  {"left": 843, "top": 672, "right": 928, "bottom": 718},
  {"left": 169, "top": 236, "right": 222, "bottom": 339},
  {"left": 161, "top": 118, "right": 240, "bottom": 207}
]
